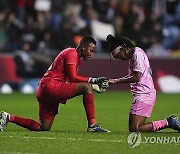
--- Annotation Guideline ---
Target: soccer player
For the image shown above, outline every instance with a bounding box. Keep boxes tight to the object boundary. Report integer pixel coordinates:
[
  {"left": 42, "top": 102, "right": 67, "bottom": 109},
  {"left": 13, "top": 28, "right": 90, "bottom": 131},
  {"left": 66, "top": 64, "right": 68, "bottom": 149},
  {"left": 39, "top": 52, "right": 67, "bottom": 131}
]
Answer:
[
  {"left": 0, "top": 36, "right": 110, "bottom": 133},
  {"left": 106, "top": 34, "right": 180, "bottom": 133}
]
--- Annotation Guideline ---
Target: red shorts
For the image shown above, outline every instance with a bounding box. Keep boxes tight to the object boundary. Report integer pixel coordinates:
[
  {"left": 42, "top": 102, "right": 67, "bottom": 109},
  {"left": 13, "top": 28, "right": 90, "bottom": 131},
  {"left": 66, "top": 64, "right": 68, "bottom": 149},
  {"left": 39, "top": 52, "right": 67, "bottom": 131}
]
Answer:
[{"left": 36, "top": 78, "right": 76, "bottom": 120}]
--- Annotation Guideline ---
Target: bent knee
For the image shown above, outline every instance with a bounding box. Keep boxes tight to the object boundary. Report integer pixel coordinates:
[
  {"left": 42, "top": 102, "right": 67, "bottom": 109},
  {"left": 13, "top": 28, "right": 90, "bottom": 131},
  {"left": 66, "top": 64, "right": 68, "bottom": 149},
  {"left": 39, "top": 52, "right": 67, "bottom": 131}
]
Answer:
[
  {"left": 82, "top": 83, "right": 93, "bottom": 93},
  {"left": 129, "top": 126, "right": 139, "bottom": 132},
  {"left": 40, "top": 126, "right": 51, "bottom": 131},
  {"left": 39, "top": 118, "right": 53, "bottom": 131}
]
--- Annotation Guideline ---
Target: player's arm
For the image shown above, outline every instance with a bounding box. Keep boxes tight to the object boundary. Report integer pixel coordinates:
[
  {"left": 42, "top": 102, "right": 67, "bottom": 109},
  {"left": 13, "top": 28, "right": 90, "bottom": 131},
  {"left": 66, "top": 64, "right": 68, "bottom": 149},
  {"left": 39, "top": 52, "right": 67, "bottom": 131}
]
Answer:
[
  {"left": 66, "top": 50, "right": 108, "bottom": 84},
  {"left": 66, "top": 64, "right": 88, "bottom": 82},
  {"left": 109, "top": 71, "right": 141, "bottom": 84},
  {"left": 66, "top": 64, "right": 109, "bottom": 92}
]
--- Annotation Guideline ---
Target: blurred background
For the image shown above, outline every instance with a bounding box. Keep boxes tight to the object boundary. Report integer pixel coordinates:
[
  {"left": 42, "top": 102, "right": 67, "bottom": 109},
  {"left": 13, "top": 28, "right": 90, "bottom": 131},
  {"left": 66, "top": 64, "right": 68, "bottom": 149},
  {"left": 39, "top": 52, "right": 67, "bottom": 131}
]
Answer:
[{"left": 0, "top": 0, "right": 180, "bottom": 94}]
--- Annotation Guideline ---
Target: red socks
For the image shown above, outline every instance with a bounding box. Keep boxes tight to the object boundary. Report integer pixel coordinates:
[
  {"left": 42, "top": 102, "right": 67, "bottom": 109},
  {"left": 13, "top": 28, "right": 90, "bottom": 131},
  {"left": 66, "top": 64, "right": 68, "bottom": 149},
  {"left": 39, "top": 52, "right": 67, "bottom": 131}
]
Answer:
[
  {"left": 9, "top": 115, "right": 40, "bottom": 131},
  {"left": 83, "top": 94, "right": 96, "bottom": 126},
  {"left": 8, "top": 94, "right": 96, "bottom": 130}
]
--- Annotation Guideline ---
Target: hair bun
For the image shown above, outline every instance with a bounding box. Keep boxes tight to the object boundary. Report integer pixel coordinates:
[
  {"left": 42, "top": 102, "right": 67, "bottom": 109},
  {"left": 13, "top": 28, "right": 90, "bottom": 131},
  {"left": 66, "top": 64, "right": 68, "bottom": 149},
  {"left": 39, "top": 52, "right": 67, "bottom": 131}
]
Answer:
[{"left": 106, "top": 34, "right": 114, "bottom": 42}]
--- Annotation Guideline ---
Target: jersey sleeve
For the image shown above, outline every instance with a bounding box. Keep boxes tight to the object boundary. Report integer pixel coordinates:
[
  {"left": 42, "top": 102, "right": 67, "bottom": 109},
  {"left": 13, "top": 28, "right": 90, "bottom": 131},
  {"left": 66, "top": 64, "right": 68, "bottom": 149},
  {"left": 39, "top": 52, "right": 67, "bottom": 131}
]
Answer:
[
  {"left": 132, "top": 51, "right": 144, "bottom": 74},
  {"left": 66, "top": 49, "right": 78, "bottom": 65},
  {"left": 65, "top": 49, "right": 88, "bottom": 82},
  {"left": 66, "top": 64, "right": 88, "bottom": 82}
]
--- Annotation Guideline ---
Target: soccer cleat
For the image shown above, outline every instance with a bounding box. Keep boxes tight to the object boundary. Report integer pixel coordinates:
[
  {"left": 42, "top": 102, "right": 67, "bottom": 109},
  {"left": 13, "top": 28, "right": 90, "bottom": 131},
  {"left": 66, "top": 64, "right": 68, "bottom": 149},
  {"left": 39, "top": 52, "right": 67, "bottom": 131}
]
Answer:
[
  {"left": 0, "top": 111, "right": 10, "bottom": 132},
  {"left": 87, "top": 123, "right": 111, "bottom": 133},
  {"left": 166, "top": 115, "right": 180, "bottom": 132}
]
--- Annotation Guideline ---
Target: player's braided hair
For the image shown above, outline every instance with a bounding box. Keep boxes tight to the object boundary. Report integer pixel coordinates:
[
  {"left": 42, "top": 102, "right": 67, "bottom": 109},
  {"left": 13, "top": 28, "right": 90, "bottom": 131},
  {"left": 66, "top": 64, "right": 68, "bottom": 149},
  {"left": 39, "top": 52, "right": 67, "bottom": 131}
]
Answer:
[
  {"left": 106, "top": 34, "right": 135, "bottom": 52},
  {"left": 106, "top": 34, "right": 135, "bottom": 61}
]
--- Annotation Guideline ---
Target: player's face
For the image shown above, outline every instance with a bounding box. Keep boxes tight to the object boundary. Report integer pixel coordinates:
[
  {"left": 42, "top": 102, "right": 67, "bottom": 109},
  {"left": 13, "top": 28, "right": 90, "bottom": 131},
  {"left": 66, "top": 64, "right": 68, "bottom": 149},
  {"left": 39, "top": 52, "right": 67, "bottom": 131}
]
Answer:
[
  {"left": 112, "top": 46, "right": 129, "bottom": 60},
  {"left": 82, "top": 43, "right": 96, "bottom": 61}
]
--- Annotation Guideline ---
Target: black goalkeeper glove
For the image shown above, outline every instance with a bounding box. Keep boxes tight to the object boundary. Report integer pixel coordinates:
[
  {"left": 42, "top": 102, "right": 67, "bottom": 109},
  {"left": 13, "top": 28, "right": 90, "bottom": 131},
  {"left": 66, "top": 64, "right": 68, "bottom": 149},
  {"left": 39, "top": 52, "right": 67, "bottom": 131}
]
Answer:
[
  {"left": 100, "top": 80, "right": 109, "bottom": 89},
  {"left": 88, "top": 77, "right": 109, "bottom": 85},
  {"left": 91, "top": 79, "right": 109, "bottom": 93}
]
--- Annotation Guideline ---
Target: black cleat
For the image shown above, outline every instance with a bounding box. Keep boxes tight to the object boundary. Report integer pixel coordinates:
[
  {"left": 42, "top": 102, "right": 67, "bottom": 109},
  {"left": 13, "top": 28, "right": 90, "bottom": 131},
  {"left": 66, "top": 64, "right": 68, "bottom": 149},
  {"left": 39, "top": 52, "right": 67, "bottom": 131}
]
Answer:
[
  {"left": 87, "top": 123, "right": 111, "bottom": 133},
  {"left": 167, "top": 115, "right": 180, "bottom": 132}
]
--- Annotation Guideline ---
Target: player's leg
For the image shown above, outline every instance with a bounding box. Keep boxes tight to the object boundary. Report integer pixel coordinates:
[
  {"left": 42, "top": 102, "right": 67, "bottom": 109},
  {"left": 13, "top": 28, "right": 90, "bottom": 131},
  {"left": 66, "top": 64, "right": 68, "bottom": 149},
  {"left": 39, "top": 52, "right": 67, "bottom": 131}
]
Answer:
[
  {"left": 73, "top": 83, "right": 93, "bottom": 96},
  {"left": 0, "top": 111, "right": 41, "bottom": 131},
  {"left": 129, "top": 114, "right": 153, "bottom": 132},
  {"left": 73, "top": 83, "right": 95, "bottom": 125},
  {"left": 38, "top": 81, "right": 110, "bottom": 132},
  {"left": 39, "top": 118, "right": 53, "bottom": 131},
  {"left": 129, "top": 100, "right": 180, "bottom": 132},
  {"left": 70, "top": 83, "right": 110, "bottom": 132},
  {"left": 129, "top": 114, "right": 180, "bottom": 133},
  {"left": 129, "top": 100, "right": 168, "bottom": 132},
  {"left": 0, "top": 112, "right": 55, "bottom": 132},
  {"left": 152, "top": 115, "right": 180, "bottom": 132},
  {"left": 0, "top": 101, "right": 58, "bottom": 131},
  {"left": 38, "top": 101, "right": 59, "bottom": 131}
]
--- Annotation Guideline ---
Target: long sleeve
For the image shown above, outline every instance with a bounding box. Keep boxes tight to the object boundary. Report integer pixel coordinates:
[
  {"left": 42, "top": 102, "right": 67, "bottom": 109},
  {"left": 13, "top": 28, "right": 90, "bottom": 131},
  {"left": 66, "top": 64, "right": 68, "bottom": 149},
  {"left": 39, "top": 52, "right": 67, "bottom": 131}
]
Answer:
[{"left": 66, "top": 64, "right": 88, "bottom": 82}]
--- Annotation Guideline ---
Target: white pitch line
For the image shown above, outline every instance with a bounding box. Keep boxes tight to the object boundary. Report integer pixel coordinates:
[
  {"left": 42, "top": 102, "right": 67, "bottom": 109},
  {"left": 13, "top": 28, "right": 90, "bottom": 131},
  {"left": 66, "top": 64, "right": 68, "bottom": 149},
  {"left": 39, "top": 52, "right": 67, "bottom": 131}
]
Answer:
[
  {"left": 1, "top": 135, "right": 56, "bottom": 140},
  {"left": 0, "top": 135, "right": 123, "bottom": 143},
  {"left": 1, "top": 136, "right": 179, "bottom": 145},
  {"left": 2, "top": 152, "right": 39, "bottom": 154},
  {"left": 65, "top": 138, "right": 123, "bottom": 143}
]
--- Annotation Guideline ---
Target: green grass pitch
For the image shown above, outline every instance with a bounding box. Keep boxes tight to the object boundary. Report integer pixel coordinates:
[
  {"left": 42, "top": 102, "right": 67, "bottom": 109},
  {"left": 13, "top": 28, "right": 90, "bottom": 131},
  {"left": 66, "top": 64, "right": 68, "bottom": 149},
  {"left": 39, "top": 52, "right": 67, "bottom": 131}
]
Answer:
[{"left": 0, "top": 91, "right": 179, "bottom": 154}]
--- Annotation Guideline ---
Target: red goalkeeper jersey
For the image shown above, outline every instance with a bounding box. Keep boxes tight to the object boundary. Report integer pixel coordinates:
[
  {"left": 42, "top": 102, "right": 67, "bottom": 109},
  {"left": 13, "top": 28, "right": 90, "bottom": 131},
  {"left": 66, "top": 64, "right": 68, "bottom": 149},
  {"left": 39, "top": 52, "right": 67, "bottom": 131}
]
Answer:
[{"left": 42, "top": 48, "right": 88, "bottom": 83}]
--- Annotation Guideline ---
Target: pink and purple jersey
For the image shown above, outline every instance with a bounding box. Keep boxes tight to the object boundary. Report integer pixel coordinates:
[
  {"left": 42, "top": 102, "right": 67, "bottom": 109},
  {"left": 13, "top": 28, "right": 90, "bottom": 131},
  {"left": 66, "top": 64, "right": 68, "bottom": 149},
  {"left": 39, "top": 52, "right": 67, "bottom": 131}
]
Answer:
[{"left": 129, "top": 47, "right": 156, "bottom": 105}]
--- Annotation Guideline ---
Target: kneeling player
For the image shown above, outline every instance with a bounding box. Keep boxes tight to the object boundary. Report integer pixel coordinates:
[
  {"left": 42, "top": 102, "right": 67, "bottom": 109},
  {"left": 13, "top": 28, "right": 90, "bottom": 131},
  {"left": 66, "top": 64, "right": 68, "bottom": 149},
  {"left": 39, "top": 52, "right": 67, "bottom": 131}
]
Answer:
[
  {"left": 106, "top": 34, "right": 180, "bottom": 133},
  {"left": 0, "top": 36, "right": 110, "bottom": 133}
]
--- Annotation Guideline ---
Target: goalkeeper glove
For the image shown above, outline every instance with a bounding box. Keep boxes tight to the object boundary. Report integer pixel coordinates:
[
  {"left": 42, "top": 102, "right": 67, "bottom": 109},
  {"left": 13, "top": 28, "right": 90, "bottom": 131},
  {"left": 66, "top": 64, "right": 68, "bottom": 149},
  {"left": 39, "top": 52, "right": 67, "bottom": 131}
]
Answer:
[
  {"left": 88, "top": 77, "right": 109, "bottom": 85},
  {"left": 100, "top": 80, "right": 109, "bottom": 89},
  {"left": 92, "top": 84, "right": 107, "bottom": 93},
  {"left": 91, "top": 80, "right": 109, "bottom": 93}
]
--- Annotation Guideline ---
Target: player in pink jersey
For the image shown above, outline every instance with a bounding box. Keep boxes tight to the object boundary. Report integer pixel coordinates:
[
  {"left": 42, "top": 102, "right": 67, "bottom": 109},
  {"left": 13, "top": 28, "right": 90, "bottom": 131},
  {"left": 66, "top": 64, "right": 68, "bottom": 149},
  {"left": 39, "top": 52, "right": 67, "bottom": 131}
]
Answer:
[
  {"left": 0, "top": 36, "right": 110, "bottom": 133},
  {"left": 106, "top": 34, "right": 180, "bottom": 132}
]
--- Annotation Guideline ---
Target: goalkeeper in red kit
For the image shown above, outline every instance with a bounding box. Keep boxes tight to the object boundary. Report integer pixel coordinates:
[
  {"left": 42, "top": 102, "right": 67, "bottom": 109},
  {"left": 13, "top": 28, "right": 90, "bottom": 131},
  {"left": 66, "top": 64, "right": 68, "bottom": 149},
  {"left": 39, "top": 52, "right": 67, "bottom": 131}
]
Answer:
[{"left": 0, "top": 36, "right": 110, "bottom": 132}]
